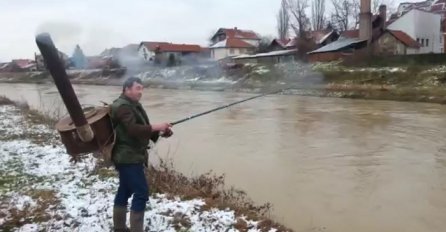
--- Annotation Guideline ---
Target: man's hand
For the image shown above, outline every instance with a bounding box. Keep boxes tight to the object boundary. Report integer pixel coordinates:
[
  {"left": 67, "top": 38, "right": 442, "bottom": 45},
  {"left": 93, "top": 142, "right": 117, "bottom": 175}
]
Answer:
[
  {"left": 151, "top": 122, "right": 172, "bottom": 132},
  {"left": 161, "top": 127, "right": 173, "bottom": 138}
]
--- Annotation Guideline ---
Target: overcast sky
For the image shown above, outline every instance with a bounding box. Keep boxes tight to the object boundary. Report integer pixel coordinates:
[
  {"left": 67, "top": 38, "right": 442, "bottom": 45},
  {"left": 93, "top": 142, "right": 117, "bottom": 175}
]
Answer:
[{"left": 0, "top": 0, "right": 418, "bottom": 61}]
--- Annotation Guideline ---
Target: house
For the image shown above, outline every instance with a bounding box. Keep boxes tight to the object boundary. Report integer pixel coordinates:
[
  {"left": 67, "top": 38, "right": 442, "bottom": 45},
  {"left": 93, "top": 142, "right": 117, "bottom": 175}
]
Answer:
[
  {"left": 397, "top": 0, "right": 434, "bottom": 16},
  {"left": 138, "top": 41, "right": 203, "bottom": 65},
  {"left": 308, "top": 5, "right": 389, "bottom": 62},
  {"left": 374, "top": 30, "right": 421, "bottom": 54},
  {"left": 387, "top": 9, "right": 443, "bottom": 53},
  {"left": 268, "top": 38, "right": 292, "bottom": 51},
  {"left": 308, "top": 29, "right": 419, "bottom": 62},
  {"left": 395, "top": 0, "right": 446, "bottom": 17},
  {"left": 267, "top": 30, "right": 339, "bottom": 56},
  {"left": 308, "top": 4, "right": 422, "bottom": 62},
  {"left": 0, "top": 59, "right": 37, "bottom": 72},
  {"left": 209, "top": 27, "right": 260, "bottom": 60}
]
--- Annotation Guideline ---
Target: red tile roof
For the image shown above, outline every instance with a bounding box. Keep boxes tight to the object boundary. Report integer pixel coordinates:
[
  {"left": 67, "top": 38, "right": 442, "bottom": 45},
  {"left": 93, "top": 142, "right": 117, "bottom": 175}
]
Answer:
[
  {"left": 141, "top": 42, "right": 202, "bottom": 53},
  {"left": 222, "top": 28, "right": 260, "bottom": 40},
  {"left": 226, "top": 38, "right": 255, "bottom": 48},
  {"left": 388, "top": 30, "right": 421, "bottom": 48}
]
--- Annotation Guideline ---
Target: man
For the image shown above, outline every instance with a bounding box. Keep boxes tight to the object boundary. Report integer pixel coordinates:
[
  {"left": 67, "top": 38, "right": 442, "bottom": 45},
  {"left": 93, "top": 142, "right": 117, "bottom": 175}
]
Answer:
[{"left": 111, "top": 77, "right": 172, "bottom": 232}]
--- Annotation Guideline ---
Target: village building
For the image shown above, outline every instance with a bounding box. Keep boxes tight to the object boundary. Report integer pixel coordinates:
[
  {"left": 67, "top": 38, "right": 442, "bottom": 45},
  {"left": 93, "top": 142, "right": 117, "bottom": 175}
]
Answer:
[{"left": 209, "top": 27, "right": 260, "bottom": 60}]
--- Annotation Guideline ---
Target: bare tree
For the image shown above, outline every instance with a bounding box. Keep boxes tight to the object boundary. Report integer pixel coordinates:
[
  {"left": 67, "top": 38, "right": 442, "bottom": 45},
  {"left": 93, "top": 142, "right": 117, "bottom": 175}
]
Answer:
[
  {"left": 372, "top": 0, "right": 396, "bottom": 14},
  {"left": 330, "top": 0, "right": 359, "bottom": 31},
  {"left": 277, "top": 0, "right": 290, "bottom": 40},
  {"left": 287, "top": 0, "right": 310, "bottom": 37},
  {"left": 312, "top": 0, "right": 326, "bottom": 31},
  {"left": 351, "top": 0, "right": 360, "bottom": 29}
]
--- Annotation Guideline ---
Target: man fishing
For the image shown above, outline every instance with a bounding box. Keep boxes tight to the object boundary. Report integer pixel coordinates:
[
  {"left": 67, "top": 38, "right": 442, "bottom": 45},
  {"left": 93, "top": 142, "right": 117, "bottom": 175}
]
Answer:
[{"left": 110, "top": 77, "right": 173, "bottom": 232}]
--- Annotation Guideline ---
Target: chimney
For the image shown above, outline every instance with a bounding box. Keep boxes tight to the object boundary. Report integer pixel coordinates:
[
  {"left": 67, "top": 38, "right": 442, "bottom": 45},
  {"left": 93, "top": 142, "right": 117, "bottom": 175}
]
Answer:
[
  {"left": 379, "top": 5, "right": 387, "bottom": 30},
  {"left": 359, "top": 0, "right": 372, "bottom": 44},
  {"left": 234, "top": 27, "right": 238, "bottom": 30}
]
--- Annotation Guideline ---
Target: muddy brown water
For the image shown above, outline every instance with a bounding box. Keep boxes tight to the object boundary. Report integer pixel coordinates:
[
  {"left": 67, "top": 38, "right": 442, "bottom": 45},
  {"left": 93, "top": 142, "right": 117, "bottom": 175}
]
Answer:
[{"left": 1, "top": 83, "right": 446, "bottom": 232}]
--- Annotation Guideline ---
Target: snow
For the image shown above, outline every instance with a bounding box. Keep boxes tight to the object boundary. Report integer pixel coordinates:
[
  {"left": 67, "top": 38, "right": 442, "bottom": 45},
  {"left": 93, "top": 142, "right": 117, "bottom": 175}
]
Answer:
[
  {"left": 0, "top": 104, "right": 284, "bottom": 232},
  {"left": 317, "top": 31, "right": 334, "bottom": 44},
  {"left": 233, "top": 49, "right": 297, "bottom": 59},
  {"left": 210, "top": 40, "right": 227, "bottom": 48}
]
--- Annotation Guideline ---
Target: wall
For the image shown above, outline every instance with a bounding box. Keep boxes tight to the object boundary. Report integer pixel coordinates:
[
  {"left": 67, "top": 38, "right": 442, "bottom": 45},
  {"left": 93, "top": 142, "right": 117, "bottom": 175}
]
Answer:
[
  {"left": 388, "top": 9, "right": 442, "bottom": 53},
  {"left": 374, "top": 33, "right": 408, "bottom": 55},
  {"left": 308, "top": 52, "right": 350, "bottom": 63},
  {"left": 211, "top": 48, "right": 253, "bottom": 60}
]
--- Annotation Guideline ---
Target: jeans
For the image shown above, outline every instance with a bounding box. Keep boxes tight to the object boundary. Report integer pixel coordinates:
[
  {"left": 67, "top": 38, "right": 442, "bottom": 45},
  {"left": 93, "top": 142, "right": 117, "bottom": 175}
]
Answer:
[{"left": 114, "top": 164, "right": 149, "bottom": 212}]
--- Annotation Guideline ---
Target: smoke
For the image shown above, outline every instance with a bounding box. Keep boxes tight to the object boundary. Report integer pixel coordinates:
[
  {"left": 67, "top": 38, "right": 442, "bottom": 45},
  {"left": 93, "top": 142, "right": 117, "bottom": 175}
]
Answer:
[
  {"left": 36, "top": 21, "right": 128, "bottom": 57},
  {"left": 35, "top": 21, "right": 83, "bottom": 55}
]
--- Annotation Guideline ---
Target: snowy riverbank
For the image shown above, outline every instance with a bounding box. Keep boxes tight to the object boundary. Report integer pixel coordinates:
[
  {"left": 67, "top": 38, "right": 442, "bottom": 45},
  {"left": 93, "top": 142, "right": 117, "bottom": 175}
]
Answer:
[{"left": 0, "top": 100, "right": 288, "bottom": 232}]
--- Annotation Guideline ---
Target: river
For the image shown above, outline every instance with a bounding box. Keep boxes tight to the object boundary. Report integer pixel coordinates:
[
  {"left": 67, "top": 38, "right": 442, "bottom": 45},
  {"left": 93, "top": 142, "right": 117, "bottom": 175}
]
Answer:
[{"left": 1, "top": 82, "right": 446, "bottom": 232}]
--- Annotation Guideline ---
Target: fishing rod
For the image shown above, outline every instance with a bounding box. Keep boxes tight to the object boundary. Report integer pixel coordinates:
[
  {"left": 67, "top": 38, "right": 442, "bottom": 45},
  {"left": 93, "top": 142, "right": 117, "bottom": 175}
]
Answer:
[{"left": 170, "top": 88, "right": 288, "bottom": 126}]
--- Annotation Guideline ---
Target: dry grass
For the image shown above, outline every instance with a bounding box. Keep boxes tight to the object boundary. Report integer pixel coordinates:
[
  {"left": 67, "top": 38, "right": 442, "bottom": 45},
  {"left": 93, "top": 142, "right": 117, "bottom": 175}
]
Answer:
[
  {"left": 0, "top": 96, "right": 14, "bottom": 105},
  {"left": 325, "top": 83, "right": 393, "bottom": 92},
  {"left": 147, "top": 160, "right": 292, "bottom": 232},
  {"left": 0, "top": 189, "right": 60, "bottom": 231}
]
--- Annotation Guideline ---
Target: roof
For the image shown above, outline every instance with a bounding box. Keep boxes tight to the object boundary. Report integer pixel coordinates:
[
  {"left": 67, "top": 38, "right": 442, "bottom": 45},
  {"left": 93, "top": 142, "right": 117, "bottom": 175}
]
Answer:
[
  {"left": 233, "top": 49, "right": 297, "bottom": 59},
  {"left": 12, "top": 59, "right": 35, "bottom": 69},
  {"left": 140, "top": 42, "right": 202, "bottom": 53},
  {"left": 316, "top": 30, "right": 335, "bottom": 44},
  {"left": 308, "top": 38, "right": 366, "bottom": 54},
  {"left": 213, "top": 28, "right": 260, "bottom": 40},
  {"left": 0, "top": 63, "right": 10, "bottom": 69},
  {"left": 271, "top": 38, "right": 291, "bottom": 48},
  {"left": 387, "top": 30, "right": 421, "bottom": 48},
  {"left": 210, "top": 38, "right": 255, "bottom": 48},
  {"left": 341, "top": 30, "right": 359, "bottom": 38}
]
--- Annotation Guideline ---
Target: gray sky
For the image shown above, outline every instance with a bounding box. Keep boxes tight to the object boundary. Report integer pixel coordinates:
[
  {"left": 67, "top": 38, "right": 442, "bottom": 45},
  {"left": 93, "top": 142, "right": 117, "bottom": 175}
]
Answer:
[{"left": 0, "top": 0, "right": 415, "bottom": 61}]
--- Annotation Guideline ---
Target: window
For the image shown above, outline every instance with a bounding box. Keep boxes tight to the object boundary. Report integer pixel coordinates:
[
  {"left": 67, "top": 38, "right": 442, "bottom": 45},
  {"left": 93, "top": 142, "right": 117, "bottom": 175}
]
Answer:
[
  {"left": 230, "top": 48, "right": 235, "bottom": 54},
  {"left": 421, "top": 39, "right": 425, "bottom": 47},
  {"left": 426, "top": 39, "right": 429, "bottom": 47}
]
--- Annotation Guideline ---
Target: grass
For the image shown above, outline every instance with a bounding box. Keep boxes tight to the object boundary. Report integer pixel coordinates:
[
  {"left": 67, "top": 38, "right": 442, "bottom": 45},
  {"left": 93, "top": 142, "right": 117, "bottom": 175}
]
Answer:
[
  {"left": 147, "top": 159, "right": 291, "bottom": 231},
  {"left": 0, "top": 189, "right": 60, "bottom": 231},
  {"left": 313, "top": 64, "right": 446, "bottom": 104}
]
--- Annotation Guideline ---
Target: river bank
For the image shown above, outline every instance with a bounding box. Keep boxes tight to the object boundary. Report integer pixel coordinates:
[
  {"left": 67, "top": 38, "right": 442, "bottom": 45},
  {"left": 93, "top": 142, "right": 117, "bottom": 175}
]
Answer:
[
  {"left": 1, "top": 62, "right": 446, "bottom": 104},
  {"left": 0, "top": 96, "right": 291, "bottom": 232}
]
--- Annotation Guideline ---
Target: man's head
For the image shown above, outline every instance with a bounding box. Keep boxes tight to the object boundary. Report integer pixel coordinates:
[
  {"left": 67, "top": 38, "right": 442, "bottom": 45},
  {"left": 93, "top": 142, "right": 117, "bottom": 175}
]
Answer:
[{"left": 122, "top": 77, "right": 143, "bottom": 102}]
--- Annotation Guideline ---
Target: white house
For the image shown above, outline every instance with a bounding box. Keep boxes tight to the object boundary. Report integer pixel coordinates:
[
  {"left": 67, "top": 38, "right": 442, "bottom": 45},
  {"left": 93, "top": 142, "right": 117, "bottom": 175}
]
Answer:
[
  {"left": 209, "top": 27, "right": 260, "bottom": 60},
  {"left": 138, "top": 42, "right": 203, "bottom": 64},
  {"left": 387, "top": 9, "right": 443, "bottom": 53}
]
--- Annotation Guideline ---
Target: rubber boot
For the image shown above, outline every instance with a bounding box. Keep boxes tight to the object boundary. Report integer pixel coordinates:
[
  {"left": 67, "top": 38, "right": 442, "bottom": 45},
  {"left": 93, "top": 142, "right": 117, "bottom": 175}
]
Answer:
[
  {"left": 130, "top": 211, "right": 145, "bottom": 232},
  {"left": 113, "top": 206, "right": 130, "bottom": 232}
]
